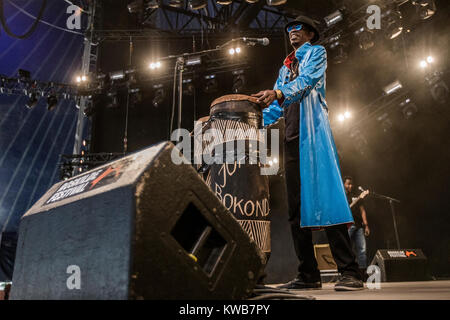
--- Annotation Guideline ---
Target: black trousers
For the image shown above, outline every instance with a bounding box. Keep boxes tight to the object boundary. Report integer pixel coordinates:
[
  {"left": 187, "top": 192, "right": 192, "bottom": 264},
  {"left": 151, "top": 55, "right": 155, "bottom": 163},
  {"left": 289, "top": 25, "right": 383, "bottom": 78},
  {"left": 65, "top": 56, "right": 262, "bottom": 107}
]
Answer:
[{"left": 284, "top": 138, "right": 361, "bottom": 281}]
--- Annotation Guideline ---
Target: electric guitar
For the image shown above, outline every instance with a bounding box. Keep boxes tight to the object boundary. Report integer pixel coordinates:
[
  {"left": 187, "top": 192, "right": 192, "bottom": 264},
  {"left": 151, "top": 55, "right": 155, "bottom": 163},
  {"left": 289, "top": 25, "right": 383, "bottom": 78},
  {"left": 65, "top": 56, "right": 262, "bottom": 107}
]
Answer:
[{"left": 349, "top": 188, "right": 369, "bottom": 209}]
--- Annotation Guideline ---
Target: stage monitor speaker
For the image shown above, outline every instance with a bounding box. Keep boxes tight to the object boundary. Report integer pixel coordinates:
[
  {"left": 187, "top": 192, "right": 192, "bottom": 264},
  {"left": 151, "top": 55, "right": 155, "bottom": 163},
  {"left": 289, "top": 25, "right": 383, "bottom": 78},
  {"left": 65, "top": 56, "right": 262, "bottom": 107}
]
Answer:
[
  {"left": 370, "top": 249, "right": 428, "bottom": 282},
  {"left": 10, "top": 142, "right": 265, "bottom": 300}
]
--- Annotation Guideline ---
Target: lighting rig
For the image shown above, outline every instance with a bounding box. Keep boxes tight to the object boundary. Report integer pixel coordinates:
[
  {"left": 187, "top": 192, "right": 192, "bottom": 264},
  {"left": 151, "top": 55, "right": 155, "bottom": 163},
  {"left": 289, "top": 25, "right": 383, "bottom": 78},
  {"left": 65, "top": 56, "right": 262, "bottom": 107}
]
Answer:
[{"left": 0, "top": 71, "right": 77, "bottom": 111}]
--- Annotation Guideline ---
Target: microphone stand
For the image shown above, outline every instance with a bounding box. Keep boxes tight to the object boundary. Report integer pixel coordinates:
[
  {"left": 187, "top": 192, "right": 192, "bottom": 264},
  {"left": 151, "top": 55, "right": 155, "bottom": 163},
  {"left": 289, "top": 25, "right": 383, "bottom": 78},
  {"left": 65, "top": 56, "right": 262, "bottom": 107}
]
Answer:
[{"left": 370, "top": 191, "right": 401, "bottom": 249}]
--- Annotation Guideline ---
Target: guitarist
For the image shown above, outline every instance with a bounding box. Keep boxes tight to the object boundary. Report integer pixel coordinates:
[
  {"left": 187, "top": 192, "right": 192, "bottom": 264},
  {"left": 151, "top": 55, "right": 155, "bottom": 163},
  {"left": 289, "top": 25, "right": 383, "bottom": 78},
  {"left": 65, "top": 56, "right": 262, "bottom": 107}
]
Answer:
[{"left": 343, "top": 176, "right": 370, "bottom": 277}]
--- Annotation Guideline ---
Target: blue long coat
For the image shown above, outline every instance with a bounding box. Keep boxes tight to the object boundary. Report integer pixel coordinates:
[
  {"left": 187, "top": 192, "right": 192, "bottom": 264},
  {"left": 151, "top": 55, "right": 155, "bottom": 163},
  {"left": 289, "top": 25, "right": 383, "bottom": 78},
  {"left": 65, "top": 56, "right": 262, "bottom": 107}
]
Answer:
[{"left": 263, "top": 42, "right": 353, "bottom": 228}]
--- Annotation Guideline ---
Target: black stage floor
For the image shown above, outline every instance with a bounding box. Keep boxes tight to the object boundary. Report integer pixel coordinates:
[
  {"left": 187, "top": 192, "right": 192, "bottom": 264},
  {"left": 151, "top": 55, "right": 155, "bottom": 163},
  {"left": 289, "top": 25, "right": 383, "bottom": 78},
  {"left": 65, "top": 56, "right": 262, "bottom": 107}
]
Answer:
[{"left": 268, "top": 280, "right": 450, "bottom": 300}]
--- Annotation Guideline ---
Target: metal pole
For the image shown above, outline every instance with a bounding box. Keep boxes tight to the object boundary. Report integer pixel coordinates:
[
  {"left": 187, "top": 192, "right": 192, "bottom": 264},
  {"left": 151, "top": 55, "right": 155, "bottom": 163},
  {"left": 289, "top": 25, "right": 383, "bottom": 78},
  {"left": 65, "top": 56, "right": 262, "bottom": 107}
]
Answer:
[
  {"left": 177, "top": 57, "right": 184, "bottom": 135},
  {"left": 389, "top": 200, "right": 401, "bottom": 249},
  {"left": 72, "top": 0, "right": 97, "bottom": 175}
]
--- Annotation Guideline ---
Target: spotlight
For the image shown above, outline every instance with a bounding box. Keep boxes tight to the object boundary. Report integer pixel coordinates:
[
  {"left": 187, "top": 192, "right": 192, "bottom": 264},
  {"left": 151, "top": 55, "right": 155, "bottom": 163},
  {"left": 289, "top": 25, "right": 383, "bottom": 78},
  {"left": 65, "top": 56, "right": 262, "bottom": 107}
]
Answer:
[
  {"left": 229, "top": 48, "right": 235, "bottom": 55},
  {"left": 426, "top": 56, "right": 434, "bottom": 63},
  {"left": 182, "top": 78, "right": 195, "bottom": 96},
  {"left": 412, "top": 0, "right": 436, "bottom": 20},
  {"left": 344, "top": 111, "right": 351, "bottom": 118},
  {"left": 189, "top": 0, "right": 207, "bottom": 10},
  {"left": 25, "top": 92, "right": 39, "bottom": 109},
  {"left": 129, "top": 87, "right": 142, "bottom": 105},
  {"left": 330, "top": 43, "right": 348, "bottom": 64},
  {"left": 355, "top": 27, "right": 374, "bottom": 51},
  {"left": 266, "top": 0, "right": 287, "bottom": 5},
  {"left": 149, "top": 61, "right": 162, "bottom": 70},
  {"left": 235, "top": 47, "right": 241, "bottom": 53},
  {"left": 324, "top": 10, "right": 344, "bottom": 27},
  {"left": 127, "top": 0, "right": 143, "bottom": 13},
  {"left": 204, "top": 74, "right": 218, "bottom": 94},
  {"left": 76, "top": 75, "right": 88, "bottom": 84},
  {"left": 110, "top": 70, "right": 125, "bottom": 80},
  {"left": 377, "top": 113, "right": 392, "bottom": 132},
  {"left": 186, "top": 56, "right": 202, "bottom": 66},
  {"left": 419, "top": 60, "right": 428, "bottom": 68},
  {"left": 152, "top": 84, "right": 165, "bottom": 108},
  {"left": 232, "top": 70, "right": 246, "bottom": 94},
  {"left": 383, "top": 80, "right": 402, "bottom": 95},
  {"left": 47, "top": 95, "right": 58, "bottom": 111},
  {"left": 106, "top": 91, "right": 119, "bottom": 108},
  {"left": 399, "top": 98, "right": 418, "bottom": 119},
  {"left": 426, "top": 72, "right": 448, "bottom": 104},
  {"left": 169, "top": 0, "right": 185, "bottom": 7},
  {"left": 147, "top": 0, "right": 160, "bottom": 9},
  {"left": 337, "top": 114, "right": 345, "bottom": 122},
  {"left": 384, "top": 11, "right": 403, "bottom": 40}
]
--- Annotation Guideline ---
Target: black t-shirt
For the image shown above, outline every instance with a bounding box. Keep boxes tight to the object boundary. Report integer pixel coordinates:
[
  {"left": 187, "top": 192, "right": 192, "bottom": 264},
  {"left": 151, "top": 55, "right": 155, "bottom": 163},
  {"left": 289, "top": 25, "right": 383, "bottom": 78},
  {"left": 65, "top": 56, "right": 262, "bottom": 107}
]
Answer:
[
  {"left": 284, "top": 59, "right": 300, "bottom": 141},
  {"left": 346, "top": 192, "right": 364, "bottom": 227}
]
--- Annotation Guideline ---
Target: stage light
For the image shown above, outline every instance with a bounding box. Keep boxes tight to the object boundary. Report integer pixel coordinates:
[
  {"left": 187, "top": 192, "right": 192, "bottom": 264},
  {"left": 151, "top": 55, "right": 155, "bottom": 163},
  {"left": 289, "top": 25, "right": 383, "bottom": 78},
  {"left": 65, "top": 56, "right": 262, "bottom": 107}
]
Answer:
[
  {"left": 232, "top": 70, "right": 246, "bottom": 94},
  {"left": 355, "top": 27, "right": 374, "bottom": 51},
  {"left": 76, "top": 75, "right": 88, "bottom": 83},
  {"left": 169, "top": 0, "right": 185, "bottom": 7},
  {"left": 229, "top": 48, "right": 236, "bottom": 55},
  {"left": 235, "top": 47, "right": 241, "bottom": 53},
  {"left": 337, "top": 114, "right": 345, "bottom": 122},
  {"left": 110, "top": 71, "right": 125, "bottom": 80},
  {"left": 147, "top": 0, "right": 160, "bottom": 9},
  {"left": 324, "top": 10, "right": 343, "bottom": 27},
  {"left": 47, "top": 95, "right": 58, "bottom": 111},
  {"left": 204, "top": 74, "right": 218, "bottom": 94},
  {"left": 400, "top": 99, "right": 418, "bottom": 119},
  {"left": 332, "top": 44, "right": 348, "bottom": 64},
  {"left": 216, "top": 0, "right": 233, "bottom": 4},
  {"left": 344, "top": 111, "right": 351, "bottom": 118},
  {"left": 266, "top": 0, "right": 287, "bottom": 5},
  {"left": 127, "top": 0, "right": 143, "bottom": 13},
  {"left": 152, "top": 84, "right": 165, "bottom": 108},
  {"left": 129, "top": 87, "right": 142, "bottom": 105},
  {"left": 189, "top": 0, "right": 207, "bottom": 10},
  {"left": 383, "top": 80, "right": 402, "bottom": 95},
  {"left": 427, "top": 56, "right": 434, "bottom": 63},
  {"left": 419, "top": 60, "right": 428, "bottom": 68},
  {"left": 106, "top": 91, "right": 119, "bottom": 108},
  {"left": 183, "top": 78, "right": 195, "bottom": 96},
  {"left": 426, "top": 72, "right": 449, "bottom": 105},
  {"left": 377, "top": 113, "right": 392, "bottom": 132},
  {"left": 25, "top": 92, "right": 38, "bottom": 109},
  {"left": 384, "top": 11, "right": 403, "bottom": 40},
  {"left": 149, "top": 61, "right": 162, "bottom": 70},
  {"left": 412, "top": 0, "right": 436, "bottom": 20},
  {"left": 186, "top": 56, "right": 202, "bottom": 66}
]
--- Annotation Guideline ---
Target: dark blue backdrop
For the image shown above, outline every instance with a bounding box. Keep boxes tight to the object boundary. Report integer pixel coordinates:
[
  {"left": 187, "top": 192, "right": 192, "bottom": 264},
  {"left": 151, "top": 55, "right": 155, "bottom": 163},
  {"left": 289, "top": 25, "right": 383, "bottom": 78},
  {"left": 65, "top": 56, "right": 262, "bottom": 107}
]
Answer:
[{"left": 0, "top": 0, "right": 84, "bottom": 232}]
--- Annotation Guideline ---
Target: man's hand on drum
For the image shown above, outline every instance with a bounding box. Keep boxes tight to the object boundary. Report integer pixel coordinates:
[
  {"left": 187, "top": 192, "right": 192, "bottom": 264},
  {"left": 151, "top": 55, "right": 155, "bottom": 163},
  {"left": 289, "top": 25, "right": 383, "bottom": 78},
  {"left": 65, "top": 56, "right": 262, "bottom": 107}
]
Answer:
[{"left": 252, "top": 90, "right": 277, "bottom": 108}]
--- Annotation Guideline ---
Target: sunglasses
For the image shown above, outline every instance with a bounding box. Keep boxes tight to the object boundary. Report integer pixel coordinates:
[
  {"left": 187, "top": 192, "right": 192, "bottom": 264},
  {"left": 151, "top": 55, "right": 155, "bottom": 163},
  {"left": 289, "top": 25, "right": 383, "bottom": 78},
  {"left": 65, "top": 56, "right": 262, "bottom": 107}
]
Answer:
[{"left": 287, "top": 24, "right": 303, "bottom": 33}]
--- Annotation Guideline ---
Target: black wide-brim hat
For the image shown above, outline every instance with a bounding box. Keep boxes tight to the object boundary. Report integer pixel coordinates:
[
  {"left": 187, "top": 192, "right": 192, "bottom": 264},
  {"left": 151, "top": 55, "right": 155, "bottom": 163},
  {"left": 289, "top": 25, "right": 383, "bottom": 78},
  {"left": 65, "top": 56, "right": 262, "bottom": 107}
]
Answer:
[{"left": 285, "top": 15, "right": 320, "bottom": 44}]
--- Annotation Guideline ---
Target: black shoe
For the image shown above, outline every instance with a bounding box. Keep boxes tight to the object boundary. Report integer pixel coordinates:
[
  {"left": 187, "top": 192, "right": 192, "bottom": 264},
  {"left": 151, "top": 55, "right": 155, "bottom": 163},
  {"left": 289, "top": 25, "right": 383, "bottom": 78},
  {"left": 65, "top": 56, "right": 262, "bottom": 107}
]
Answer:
[
  {"left": 334, "top": 275, "right": 364, "bottom": 291},
  {"left": 276, "top": 277, "right": 322, "bottom": 290}
]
